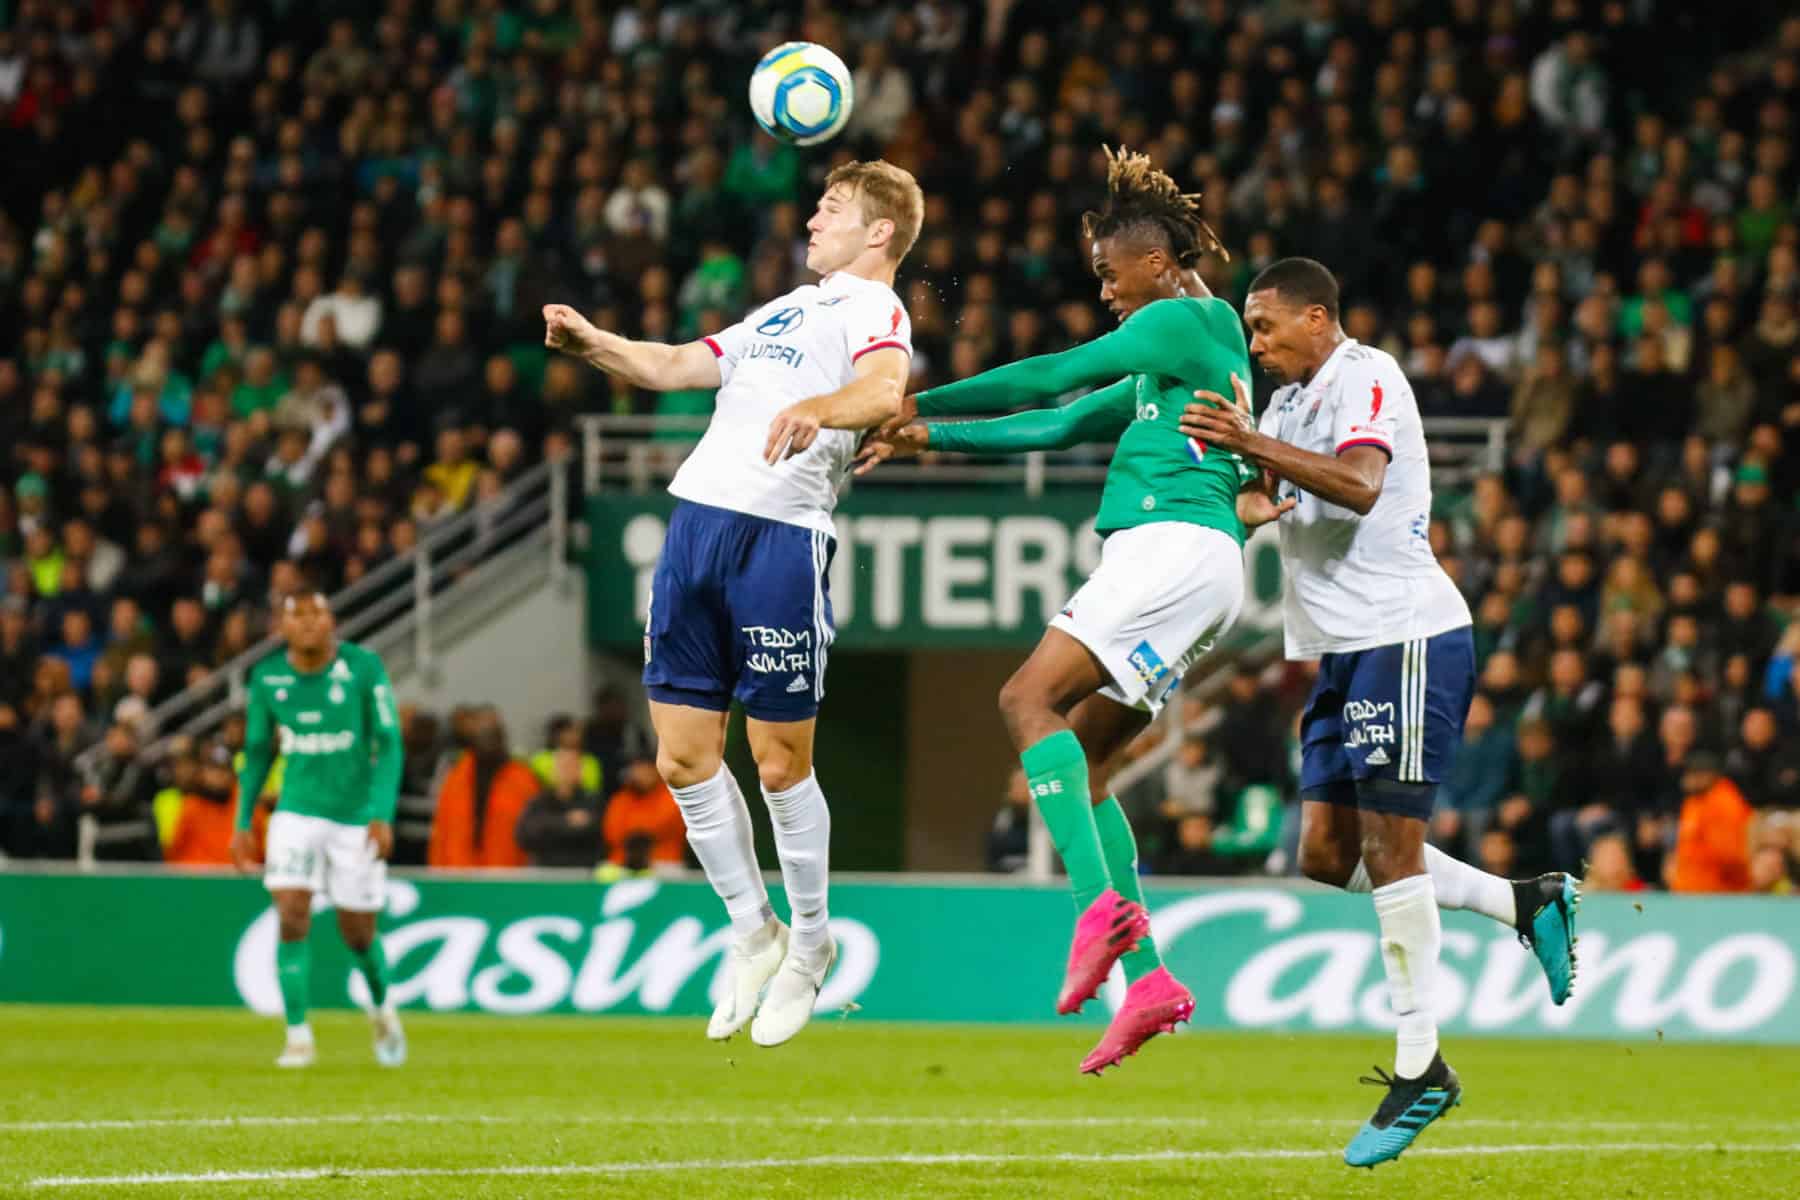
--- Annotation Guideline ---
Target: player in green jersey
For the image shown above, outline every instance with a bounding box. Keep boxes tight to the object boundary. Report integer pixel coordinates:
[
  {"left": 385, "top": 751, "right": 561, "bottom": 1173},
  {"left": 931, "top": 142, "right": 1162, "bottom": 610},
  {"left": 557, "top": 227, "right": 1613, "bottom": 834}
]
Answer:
[
  {"left": 858, "top": 149, "right": 1292, "bottom": 1073},
  {"left": 231, "top": 592, "right": 406, "bottom": 1069}
]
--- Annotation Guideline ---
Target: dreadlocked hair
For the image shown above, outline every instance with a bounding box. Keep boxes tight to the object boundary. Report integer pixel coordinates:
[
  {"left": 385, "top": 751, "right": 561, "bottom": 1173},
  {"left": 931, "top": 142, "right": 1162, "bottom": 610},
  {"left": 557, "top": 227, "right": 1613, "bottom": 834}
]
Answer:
[{"left": 1080, "top": 145, "right": 1229, "bottom": 267}]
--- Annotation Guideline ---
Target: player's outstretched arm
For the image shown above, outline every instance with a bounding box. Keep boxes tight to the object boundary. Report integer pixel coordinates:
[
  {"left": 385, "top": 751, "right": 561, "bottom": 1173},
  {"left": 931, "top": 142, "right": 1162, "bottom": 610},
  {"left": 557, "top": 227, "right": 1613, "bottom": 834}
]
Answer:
[
  {"left": 543, "top": 303, "right": 722, "bottom": 392},
  {"left": 915, "top": 301, "right": 1195, "bottom": 417},
  {"left": 855, "top": 379, "right": 1133, "bottom": 475},
  {"left": 763, "top": 346, "right": 909, "bottom": 464},
  {"left": 231, "top": 682, "right": 276, "bottom": 872},
  {"left": 363, "top": 657, "right": 403, "bottom": 860},
  {"left": 1181, "top": 373, "right": 1388, "bottom": 516}
]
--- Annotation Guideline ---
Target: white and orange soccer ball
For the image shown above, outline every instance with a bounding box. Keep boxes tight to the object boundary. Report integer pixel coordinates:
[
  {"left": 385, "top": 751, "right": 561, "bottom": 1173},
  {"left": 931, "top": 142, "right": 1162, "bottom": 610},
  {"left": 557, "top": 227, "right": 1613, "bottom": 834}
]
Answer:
[{"left": 748, "top": 41, "right": 854, "bottom": 146}]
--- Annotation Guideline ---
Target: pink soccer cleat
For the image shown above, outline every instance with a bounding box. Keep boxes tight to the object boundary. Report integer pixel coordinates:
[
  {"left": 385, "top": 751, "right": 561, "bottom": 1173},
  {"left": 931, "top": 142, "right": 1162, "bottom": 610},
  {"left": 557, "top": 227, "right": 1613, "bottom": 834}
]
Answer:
[
  {"left": 1080, "top": 965, "right": 1195, "bottom": 1076},
  {"left": 1056, "top": 889, "right": 1150, "bottom": 1016}
]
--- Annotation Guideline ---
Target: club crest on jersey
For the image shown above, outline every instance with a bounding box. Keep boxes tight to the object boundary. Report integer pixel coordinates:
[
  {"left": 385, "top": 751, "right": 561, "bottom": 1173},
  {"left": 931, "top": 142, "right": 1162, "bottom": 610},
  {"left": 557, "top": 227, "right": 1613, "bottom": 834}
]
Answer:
[{"left": 757, "top": 306, "right": 806, "bottom": 336}]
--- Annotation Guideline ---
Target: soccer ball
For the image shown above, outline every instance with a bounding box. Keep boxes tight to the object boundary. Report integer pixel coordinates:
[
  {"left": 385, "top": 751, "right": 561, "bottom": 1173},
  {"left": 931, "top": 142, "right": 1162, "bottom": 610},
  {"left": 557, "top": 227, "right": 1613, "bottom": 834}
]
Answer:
[{"left": 749, "top": 41, "right": 854, "bottom": 147}]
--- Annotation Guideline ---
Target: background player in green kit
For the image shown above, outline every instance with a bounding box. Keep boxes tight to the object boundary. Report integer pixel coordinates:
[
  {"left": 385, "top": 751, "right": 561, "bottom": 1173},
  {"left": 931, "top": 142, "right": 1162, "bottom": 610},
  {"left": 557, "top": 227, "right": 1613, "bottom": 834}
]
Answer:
[
  {"left": 230, "top": 592, "right": 406, "bottom": 1069},
  {"left": 858, "top": 149, "right": 1292, "bottom": 1074}
]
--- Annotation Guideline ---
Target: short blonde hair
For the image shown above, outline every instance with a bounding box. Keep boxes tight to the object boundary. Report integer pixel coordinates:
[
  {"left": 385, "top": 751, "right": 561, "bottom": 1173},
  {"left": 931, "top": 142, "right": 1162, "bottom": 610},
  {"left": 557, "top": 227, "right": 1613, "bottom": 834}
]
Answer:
[{"left": 825, "top": 160, "right": 924, "bottom": 263}]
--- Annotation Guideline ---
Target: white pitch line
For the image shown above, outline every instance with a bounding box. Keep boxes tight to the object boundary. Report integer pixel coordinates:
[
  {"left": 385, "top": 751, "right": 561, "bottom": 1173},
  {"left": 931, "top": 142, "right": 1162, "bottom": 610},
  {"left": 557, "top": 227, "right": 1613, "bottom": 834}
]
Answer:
[
  {"left": 28, "top": 1144, "right": 1800, "bottom": 1189},
  {"left": 9, "top": 1112, "right": 1800, "bottom": 1135}
]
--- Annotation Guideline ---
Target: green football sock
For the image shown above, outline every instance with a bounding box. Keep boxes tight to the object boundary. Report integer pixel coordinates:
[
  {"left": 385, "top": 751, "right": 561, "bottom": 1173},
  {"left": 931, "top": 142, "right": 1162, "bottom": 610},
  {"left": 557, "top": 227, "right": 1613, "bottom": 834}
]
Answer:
[
  {"left": 351, "top": 938, "right": 390, "bottom": 1007},
  {"left": 276, "top": 939, "right": 310, "bottom": 1029},
  {"left": 1094, "top": 795, "right": 1164, "bottom": 983},
  {"left": 1020, "top": 729, "right": 1111, "bottom": 912}
]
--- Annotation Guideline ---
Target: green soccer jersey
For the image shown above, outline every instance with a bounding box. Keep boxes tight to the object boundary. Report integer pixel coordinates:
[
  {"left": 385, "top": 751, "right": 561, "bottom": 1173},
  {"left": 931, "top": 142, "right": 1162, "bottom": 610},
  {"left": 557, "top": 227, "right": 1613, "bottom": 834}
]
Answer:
[
  {"left": 917, "top": 296, "right": 1254, "bottom": 540},
  {"left": 235, "top": 641, "right": 403, "bottom": 831}
]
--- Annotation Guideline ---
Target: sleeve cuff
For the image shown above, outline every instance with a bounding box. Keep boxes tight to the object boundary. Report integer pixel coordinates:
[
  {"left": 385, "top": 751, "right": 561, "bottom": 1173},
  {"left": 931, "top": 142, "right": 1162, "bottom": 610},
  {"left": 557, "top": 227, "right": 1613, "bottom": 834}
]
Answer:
[
  {"left": 701, "top": 336, "right": 723, "bottom": 357},
  {"left": 852, "top": 339, "right": 911, "bottom": 362},
  {"left": 1336, "top": 437, "right": 1392, "bottom": 459}
]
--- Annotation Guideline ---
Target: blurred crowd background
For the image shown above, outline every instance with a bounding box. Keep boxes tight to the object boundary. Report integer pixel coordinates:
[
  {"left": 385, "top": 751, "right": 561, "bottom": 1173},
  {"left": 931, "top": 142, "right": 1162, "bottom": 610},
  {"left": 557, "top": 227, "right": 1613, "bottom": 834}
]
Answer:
[{"left": 1, "top": 0, "right": 1798, "bottom": 893}]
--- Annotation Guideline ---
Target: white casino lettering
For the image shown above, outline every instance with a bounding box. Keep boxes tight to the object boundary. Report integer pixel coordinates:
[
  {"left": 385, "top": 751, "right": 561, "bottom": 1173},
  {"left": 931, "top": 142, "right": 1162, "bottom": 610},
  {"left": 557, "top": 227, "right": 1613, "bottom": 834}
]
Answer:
[{"left": 238, "top": 880, "right": 879, "bottom": 1018}]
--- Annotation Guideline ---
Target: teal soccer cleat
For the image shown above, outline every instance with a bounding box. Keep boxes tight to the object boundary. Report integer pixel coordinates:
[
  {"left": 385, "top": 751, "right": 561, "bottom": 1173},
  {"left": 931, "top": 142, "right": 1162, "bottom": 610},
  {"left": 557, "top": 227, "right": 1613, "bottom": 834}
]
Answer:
[
  {"left": 1343, "top": 1054, "right": 1462, "bottom": 1168},
  {"left": 1514, "top": 873, "right": 1580, "bottom": 1005}
]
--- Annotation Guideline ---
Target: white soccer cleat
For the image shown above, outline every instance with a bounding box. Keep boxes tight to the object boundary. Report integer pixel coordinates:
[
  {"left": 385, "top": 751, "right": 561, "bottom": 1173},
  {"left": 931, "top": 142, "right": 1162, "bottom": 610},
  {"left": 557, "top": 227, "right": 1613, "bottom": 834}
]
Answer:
[
  {"left": 275, "top": 1031, "right": 315, "bottom": 1069},
  {"left": 750, "top": 938, "right": 837, "bottom": 1048},
  {"left": 707, "top": 918, "right": 790, "bottom": 1041},
  {"left": 371, "top": 1003, "right": 407, "bottom": 1067}
]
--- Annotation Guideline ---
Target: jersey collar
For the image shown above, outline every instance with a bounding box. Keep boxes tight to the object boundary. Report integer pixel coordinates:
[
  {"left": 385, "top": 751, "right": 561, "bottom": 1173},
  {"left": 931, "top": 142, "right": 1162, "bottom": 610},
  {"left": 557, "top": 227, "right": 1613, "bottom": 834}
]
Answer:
[
  {"left": 284, "top": 644, "right": 340, "bottom": 677},
  {"left": 1303, "top": 337, "right": 1360, "bottom": 397}
]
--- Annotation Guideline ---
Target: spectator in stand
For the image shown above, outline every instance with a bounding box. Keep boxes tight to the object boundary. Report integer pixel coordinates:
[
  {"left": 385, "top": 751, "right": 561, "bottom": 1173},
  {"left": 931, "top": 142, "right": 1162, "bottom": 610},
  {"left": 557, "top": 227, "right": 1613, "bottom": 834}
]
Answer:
[
  {"left": 1584, "top": 833, "right": 1647, "bottom": 893},
  {"left": 1498, "top": 718, "right": 1565, "bottom": 874},
  {"left": 73, "top": 721, "right": 160, "bottom": 862},
  {"left": 1213, "top": 666, "right": 1286, "bottom": 795},
  {"left": 985, "top": 768, "right": 1032, "bottom": 874},
  {"left": 1728, "top": 707, "right": 1800, "bottom": 811},
  {"left": 1669, "top": 752, "right": 1753, "bottom": 892},
  {"left": 1750, "top": 843, "right": 1795, "bottom": 895},
  {"left": 528, "top": 714, "right": 602, "bottom": 793},
  {"left": 0, "top": 701, "right": 47, "bottom": 858},
  {"left": 427, "top": 707, "right": 538, "bottom": 869},
  {"left": 514, "top": 745, "right": 605, "bottom": 869},
  {"left": 601, "top": 753, "right": 684, "bottom": 870},
  {"left": 165, "top": 742, "right": 239, "bottom": 866},
  {"left": 1161, "top": 733, "right": 1221, "bottom": 824},
  {"left": 1433, "top": 692, "right": 1513, "bottom": 863}
]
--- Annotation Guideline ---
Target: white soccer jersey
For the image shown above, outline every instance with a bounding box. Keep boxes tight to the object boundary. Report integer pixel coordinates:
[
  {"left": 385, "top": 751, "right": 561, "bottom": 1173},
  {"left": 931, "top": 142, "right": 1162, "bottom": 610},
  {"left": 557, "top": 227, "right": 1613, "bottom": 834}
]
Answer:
[
  {"left": 1259, "top": 338, "right": 1471, "bottom": 658},
  {"left": 668, "top": 271, "right": 912, "bottom": 536}
]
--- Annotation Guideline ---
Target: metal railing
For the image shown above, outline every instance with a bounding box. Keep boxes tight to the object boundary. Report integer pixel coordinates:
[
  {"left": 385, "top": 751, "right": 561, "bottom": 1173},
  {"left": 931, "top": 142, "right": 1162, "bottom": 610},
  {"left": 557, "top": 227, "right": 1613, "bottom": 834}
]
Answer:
[
  {"left": 578, "top": 414, "right": 1509, "bottom": 495},
  {"left": 577, "top": 414, "right": 1103, "bottom": 497},
  {"left": 73, "top": 459, "right": 570, "bottom": 797}
]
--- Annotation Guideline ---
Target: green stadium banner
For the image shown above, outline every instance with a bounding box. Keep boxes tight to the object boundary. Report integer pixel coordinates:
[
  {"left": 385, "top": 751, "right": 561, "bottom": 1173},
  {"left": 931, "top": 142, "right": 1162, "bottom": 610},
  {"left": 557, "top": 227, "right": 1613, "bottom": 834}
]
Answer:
[
  {"left": 585, "top": 491, "right": 1285, "bottom": 649},
  {"left": 3, "top": 872, "right": 1797, "bottom": 1043}
]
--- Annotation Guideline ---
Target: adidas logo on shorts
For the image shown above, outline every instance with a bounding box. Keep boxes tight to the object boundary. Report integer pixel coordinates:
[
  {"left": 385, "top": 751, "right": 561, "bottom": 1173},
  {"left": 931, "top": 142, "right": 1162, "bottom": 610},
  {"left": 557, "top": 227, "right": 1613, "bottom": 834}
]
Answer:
[
  {"left": 786, "top": 675, "right": 809, "bottom": 694},
  {"left": 1365, "top": 747, "right": 1390, "bottom": 766}
]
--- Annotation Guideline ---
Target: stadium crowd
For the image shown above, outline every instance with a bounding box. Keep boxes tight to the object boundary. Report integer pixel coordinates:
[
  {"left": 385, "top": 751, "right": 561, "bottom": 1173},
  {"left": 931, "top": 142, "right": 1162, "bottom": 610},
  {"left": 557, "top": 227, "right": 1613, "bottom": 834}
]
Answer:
[{"left": 1, "top": 0, "right": 1798, "bottom": 892}]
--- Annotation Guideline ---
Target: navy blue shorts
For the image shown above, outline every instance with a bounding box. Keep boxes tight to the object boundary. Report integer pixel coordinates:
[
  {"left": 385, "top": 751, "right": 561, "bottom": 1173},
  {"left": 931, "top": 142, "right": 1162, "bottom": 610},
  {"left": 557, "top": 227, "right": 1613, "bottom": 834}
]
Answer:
[
  {"left": 1299, "top": 626, "right": 1476, "bottom": 814},
  {"left": 643, "top": 500, "right": 836, "bottom": 723}
]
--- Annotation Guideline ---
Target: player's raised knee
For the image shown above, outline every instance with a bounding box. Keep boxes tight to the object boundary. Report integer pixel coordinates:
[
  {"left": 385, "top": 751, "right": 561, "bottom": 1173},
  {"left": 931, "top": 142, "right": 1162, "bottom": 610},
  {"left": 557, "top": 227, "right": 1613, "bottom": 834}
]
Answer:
[{"left": 996, "top": 671, "right": 1047, "bottom": 738}]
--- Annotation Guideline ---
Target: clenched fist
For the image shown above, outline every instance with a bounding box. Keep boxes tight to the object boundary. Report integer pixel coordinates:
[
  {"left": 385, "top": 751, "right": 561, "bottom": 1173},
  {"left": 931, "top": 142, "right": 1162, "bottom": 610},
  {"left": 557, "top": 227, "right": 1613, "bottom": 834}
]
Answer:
[{"left": 543, "top": 304, "right": 598, "bottom": 357}]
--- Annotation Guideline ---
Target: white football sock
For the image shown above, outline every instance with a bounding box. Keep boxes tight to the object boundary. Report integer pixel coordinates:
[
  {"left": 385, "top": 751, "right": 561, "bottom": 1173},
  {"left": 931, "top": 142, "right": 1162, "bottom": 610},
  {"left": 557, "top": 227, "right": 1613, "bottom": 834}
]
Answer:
[
  {"left": 763, "top": 772, "right": 832, "bottom": 962},
  {"left": 1343, "top": 850, "right": 1513, "bottom": 926},
  {"left": 1424, "top": 843, "right": 1516, "bottom": 925},
  {"left": 1372, "top": 874, "right": 1441, "bottom": 1079},
  {"left": 671, "top": 766, "right": 773, "bottom": 939}
]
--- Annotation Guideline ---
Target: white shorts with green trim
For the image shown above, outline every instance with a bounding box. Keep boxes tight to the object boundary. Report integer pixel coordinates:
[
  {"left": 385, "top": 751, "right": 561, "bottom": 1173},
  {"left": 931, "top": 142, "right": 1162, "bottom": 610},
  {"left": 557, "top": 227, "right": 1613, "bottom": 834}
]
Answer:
[
  {"left": 263, "top": 810, "right": 387, "bottom": 912},
  {"left": 1049, "top": 521, "right": 1245, "bottom": 716}
]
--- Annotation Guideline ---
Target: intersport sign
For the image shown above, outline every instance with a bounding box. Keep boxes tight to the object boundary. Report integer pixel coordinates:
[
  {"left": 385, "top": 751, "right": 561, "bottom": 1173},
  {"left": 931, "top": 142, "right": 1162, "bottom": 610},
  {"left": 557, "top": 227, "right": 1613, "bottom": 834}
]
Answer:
[
  {"left": 586, "top": 491, "right": 1286, "bottom": 649},
  {"left": 2, "top": 873, "right": 1794, "bottom": 1042}
]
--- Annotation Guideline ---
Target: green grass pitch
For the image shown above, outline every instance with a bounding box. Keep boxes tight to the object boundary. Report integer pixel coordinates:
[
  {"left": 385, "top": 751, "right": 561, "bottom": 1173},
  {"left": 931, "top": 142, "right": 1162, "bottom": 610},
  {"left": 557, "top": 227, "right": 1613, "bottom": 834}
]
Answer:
[{"left": 3, "top": 1006, "right": 1797, "bottom": 1197}]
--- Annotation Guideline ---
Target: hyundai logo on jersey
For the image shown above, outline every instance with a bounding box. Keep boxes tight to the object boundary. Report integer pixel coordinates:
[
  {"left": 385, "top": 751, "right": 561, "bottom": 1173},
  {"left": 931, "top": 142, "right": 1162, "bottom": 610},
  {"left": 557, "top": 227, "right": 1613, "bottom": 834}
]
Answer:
[{"left": 757, "top": 306, "right": 806, "bottom": 336}]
